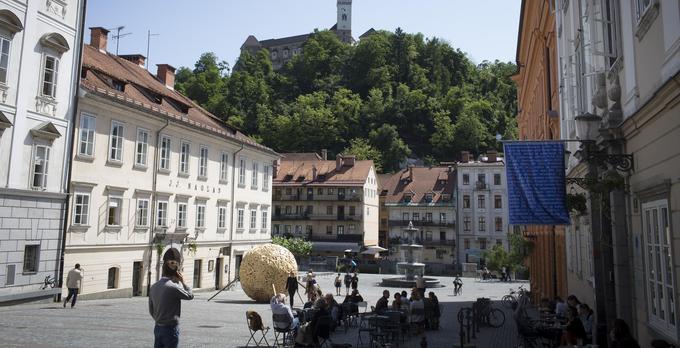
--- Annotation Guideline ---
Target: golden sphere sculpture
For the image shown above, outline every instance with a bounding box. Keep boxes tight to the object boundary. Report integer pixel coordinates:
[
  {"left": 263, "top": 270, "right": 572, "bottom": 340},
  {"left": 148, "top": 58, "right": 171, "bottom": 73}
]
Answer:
[{"left": 239, "top": 244, "right": 298, "bottom": 302}]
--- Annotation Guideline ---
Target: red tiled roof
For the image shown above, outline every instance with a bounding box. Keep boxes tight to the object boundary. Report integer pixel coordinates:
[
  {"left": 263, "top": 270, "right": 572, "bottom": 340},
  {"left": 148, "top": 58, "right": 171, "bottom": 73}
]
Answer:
[
  {"left": 282, "top": 153, "right": 323, "bottom": 161},
  {"left": 274, "top": 155, "right": 373, "bottom": 186},
  {"left": 80, "top": 44, "right": 276, "bottom": 156},
  {"left": 380, "top": 167, "right": 455, "bottom": 204}
]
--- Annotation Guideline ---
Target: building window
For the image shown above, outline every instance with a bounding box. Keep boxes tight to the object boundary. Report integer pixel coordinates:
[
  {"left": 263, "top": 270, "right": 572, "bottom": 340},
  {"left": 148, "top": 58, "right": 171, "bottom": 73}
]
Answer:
[
  {"left": 250, "top": 209, "right": 257, "bottom": 229},
  {"left": 326, "top": 225, "right": 332, "bottom": 235},
  {"left": 177, "top": 203, "right": 187, "bottom": 229},
  {"left": 306, "top": 205, "right": 313, "bottom": 215},
  {"left": 263, "top": 165, "right": 270, "bottom": 190},
  {"left": 413, "top": 213, "right": 420, "bottom": 221},
  {"left": 463, "top": 195, "right": 470, "bottom": 209},
  {"left": 495, "top": 217, "right": 503, "bottom": 232},
  {"left": 73, "top": 193, "right": 90, "bottom": 225},
  {"left": 23, "top": 245, "right": 39, "bottom": 273},
  {"left": 157, "top": 201, "right": 168, "bottom": 227},
  {"left": 107, "top": 197, "right": 122, "bottom": 226},
  {"left": 196, "top": 204, "right": 206, "bottom": 229},
  {"left": 41, "top": 55, "right": 59, "bottom": 98},
  {"left": 220, "top": 152, "right": 229, "bottom": 182},
  {"left": 284, "top": 225, "right": 291, "bottom": 234},
  {"left": 480, "top": 239, "right": 487, "bottom": 250},
  {"left": 642, "top": 200, "right": 676, "bottom": 334},
  {"left": 402, "top": 212, "right": 409, "bottom": 221},
  {"left": 0, "top": 37, "right": 10, "bottom": 83},
  {"left": 237, "top": 208, "right": 244, "bottom": 229},
  {"left": 198, "top": 146, "right": 208, "bottom": 178},
  {"left": 349, "top": 206, "right": 355, "bottom": 216},
  {"left": 107, "top": 267, "right": 119, "bottom": 289},
  {"left": 636, "top": 0, "right": 654, "bottom": 21},
  {"left": 496, "top": 239, "right": 502, "bottom": 246},
  {"left": 135, "top": 128, "right": 149, "bottom": 166},
  {"left": 425, "top": 213, "right": 433, "bottom": 222},
  {"left": 478, "top": 217, "right": 486, "bottom": 232},
  {"left": 273, "top": 224, "right": 280, "bottom": 235},
  {"left": 349, "top": 224, "right": 356, "bottom": 233},
  {"left": 463, "top": 173, "right": 469, "bottom": 185},
  {"left": 477, "top": 174, "right": 486, "bottom": 184},
  {"left": 337, "top": 225, "right": 345, "bottom": 235},
  {"left": 295, "top": 225, "right": 302, "bottom": 234},
  {"left": 218, "top": 206, "right": 227, "bottom": 229},
  {"left": 494, "top": 195, "right": 502, "bottom": 209},
  {"left": 251, "top": 162, "right": 259, "bottom": 188},
  {"left": 464, "top": 217, "right": 470, "bottom": 232},
  {"left": 317, "top": 188, "right": 323, "bottom": 196},
  {"left": 425, "top": 231, "right": 433, "bottom": 241},
  {"left": 136, "top": 199, "right": 149, "bottom": 227},
  {"left": 440, "top": 213, "right": 447, "bottom": 224},
  {"left": 464, "top": 239, "right": 470, "bottom": 250},
  {"left": 78, "top": 114, "right": 96, "bottom": 157},
  {"left": 159, "top": 136, "right": 171, "bottom": 170},
  {"left": 478, "top": 195, "right": 486, "bottom": 209},
  {"left": 238, "top": 157, "right": 246, "bottom": 186},
  {"left": 261, "top": 210, "right": 268, "bottom": 229},
  {"left": 494, "top": 173, "right": 501, "bottom": 185},
  {"left": 179, "top": 141, "right": 190, "bottom": 175},
  {"left": 328, "top": 188, "right": 335, "bottom": 195},
  {"left": 327, "top": 206, "right": 333, "bottom": 215},
  {"left": 108, "top": 121, "right": 124, "bottom": 162}
]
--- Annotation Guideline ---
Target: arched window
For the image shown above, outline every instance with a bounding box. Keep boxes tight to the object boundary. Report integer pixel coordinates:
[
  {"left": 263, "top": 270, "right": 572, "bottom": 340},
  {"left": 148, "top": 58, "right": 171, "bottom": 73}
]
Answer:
[
  {"left": 107, "top": 267, "right": 119, "bottom": 289},
  {"left": 342, "top": 14, "right": 347, "bottom": 21}
]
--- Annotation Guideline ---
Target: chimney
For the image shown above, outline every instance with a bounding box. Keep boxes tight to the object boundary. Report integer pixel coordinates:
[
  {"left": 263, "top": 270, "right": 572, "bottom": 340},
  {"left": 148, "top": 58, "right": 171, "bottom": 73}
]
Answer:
[
  {"left": 336, "top": 154, "right": 343, "bottom": 171},
  {"left": 156, "top": 64, "right": 176, "bottom": 90},
  {"left": 89, "top": 27, "right": 109, "bottom": 52},
  {"left": 120, "top": 54, "right": 146, "bottom": 67},
  {"left": 408, "top": 165, "right": 414, "bottom": 180},
  {"left": 343, "top": 155, "right": 356, "bottom": 167},
  {"left": 312, "top": 165, "right": 318, "bottom": 181},
  {"left": 487, "top": 150, "right": 497, "bottom": 163},
  {"left": 321, "top": 149, "right": 328, "bottom": 160},
  {"left": 273, "top": 159, "right": 280, "bottom": 179},
  {"left": 461, "top": 151, "right": 470, "bottom": 163}
]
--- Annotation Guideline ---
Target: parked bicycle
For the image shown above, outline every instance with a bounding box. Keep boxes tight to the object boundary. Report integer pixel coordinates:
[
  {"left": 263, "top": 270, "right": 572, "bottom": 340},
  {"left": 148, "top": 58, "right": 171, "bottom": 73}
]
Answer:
[
  {"left": 41, "top": 275, "right": 57, "bottom": 290},
  {"left": 502, "top": 284, "right": 530, "bottom": 309},
  {"left": 470, "top": 298, "right": 506, "bottom": 328}
]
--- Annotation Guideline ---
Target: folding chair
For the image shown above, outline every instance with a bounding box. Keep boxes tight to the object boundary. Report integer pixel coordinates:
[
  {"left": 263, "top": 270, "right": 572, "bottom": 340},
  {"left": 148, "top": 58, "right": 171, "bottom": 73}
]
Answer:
[
  {"left": 314, "top": 314, "right": 334, "bottom": 348},
  {"left": 245, "top": 310, "right": 270, "bottom": 347},
  {"left": 273, "top": 313, "right": 296, "bottom": 347}
]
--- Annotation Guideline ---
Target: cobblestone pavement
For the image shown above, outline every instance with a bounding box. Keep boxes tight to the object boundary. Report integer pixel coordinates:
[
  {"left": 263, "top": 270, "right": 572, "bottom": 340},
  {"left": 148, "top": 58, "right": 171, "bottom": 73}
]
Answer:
[{"left": 0, "top": 273, "right": 527, "bottom": 347}]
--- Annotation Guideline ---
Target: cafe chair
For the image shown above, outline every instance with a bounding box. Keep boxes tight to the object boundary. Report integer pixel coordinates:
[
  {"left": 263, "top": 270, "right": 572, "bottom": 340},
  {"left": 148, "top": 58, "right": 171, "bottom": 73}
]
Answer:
[
  {"left": 245, "top": 311, "right": 270, "bottom": 347},
  {"left": 273, "top": 313, "right": 296, "bottom": 347}
]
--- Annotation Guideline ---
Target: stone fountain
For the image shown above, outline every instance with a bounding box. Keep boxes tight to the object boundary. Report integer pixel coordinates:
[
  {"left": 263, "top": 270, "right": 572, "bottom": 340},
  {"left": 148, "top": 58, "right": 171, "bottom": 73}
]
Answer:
[{"left": 381, "top": 221, "right": 441, "bottom": 288}]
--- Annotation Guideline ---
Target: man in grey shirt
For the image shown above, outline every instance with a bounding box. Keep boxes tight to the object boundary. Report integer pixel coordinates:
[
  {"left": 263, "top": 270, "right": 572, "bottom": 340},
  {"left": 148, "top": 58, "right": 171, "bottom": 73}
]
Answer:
[{"left": 149, "top": 249, "right": 193, "bottom": 348}]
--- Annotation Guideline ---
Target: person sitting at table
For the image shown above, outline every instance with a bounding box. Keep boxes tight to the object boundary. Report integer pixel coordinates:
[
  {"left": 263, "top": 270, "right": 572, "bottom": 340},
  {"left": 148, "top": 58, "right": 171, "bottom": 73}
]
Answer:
[
  {"left": 561, "top": 307, "right": 587, "bottom": 346},
  {"left": 554, "top": 296, "right": 568, "bottom": 318},
  {"left": 375, "top": 289, "right": 390, "bottom": 314},
  {"left": 344, "top": 289, "right": 364, "bottom": 303},
  {"left": 567, "top": 294, "right": 581, "bottom": 312},
  {"left": 401, "top": 290, "right": 411, "bottom": 307},
  {"left": 303, "top": 292, "right": 318, "bottom": 309},
  {"left": 409, "top": 292, "right": 426, "bottom": 334},
  {"left": 323, "top": 293, "right": 340, "bottom": 331},
  {"left": 539, "top": 298, "right": 553, "bottom": 313},
  {"left": 578, "top": 303, "right": 594, "bottom": 343},
  {"left": 271, "top": 293, "right": 299, "bottom": 333},
  {"left": 310, "top": 297, "right": 331, "bottom": 345},
  {"left": 392, "top": 292, "right": 402, "bottom": 310}
]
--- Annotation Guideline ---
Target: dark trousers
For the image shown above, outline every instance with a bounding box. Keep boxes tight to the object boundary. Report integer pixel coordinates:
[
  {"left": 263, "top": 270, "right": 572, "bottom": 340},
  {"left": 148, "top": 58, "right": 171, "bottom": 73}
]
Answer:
[
  {"left": 288, "top": 290, "right": 296, "bottom": 307},
  {"left": 154, "top": 324, "right": 179, "bottom": 348},
  {"left": 64, "top": 288, "right": 78, "bottom": 307},
  {"left": 418, "top": 287, "right": 426, "bottom": 299}
]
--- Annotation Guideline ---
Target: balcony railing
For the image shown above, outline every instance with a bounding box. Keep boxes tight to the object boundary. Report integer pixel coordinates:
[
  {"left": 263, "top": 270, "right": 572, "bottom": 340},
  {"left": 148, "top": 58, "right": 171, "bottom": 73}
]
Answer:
[
  {"left": 388, "top": 220, "right": 455, "bottom": 228},
  {"left": 475, "top": 181, "right": 488, "bottom": 190},
  {"left": 273, "top": 213, "right": 309, "bottom": 220},
  {"left": 422, "top": 239, "right": 456, "bottom": 246},
  {"left": 307, "top": 234, "right": 363, "bottom": 243},
  {"left": 273, "top": 194, "right": 363, "bottom": 202},
  {"left": 389, "top": 237, "right": 455, "bottom": 246}
]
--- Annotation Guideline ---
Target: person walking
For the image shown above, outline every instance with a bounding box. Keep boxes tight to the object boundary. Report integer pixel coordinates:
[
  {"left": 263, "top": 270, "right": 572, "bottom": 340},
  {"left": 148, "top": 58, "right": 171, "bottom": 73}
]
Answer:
[
  {"left": 350, "top": 272, "right": 358, "bottom": 292},
  {"left": 453, "top": 275, "right": 463, "bottom": 296},
  {"left": 285, "top": 271, "right": 299, "bottom": 307},
  {"left": 63, "top": 263, "right": 83, "bottom": 308},
  {"left": 343, "top": 272, "right": 351, "bottom": 295},
  {"left": 149, "top": 248, "right": 194, "bottom": 348},
  {"left": 415, "top": 275, "right": 426, "bottom": 298},
  {"left": 334, "top": 273, "right": 342, "bottom": 296}
]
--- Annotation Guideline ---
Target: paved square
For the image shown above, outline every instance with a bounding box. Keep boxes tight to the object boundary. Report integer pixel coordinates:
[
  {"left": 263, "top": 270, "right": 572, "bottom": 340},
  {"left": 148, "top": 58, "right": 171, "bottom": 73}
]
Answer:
[{"left": 0, "top": 273, "right": 527, "bottom": 347}]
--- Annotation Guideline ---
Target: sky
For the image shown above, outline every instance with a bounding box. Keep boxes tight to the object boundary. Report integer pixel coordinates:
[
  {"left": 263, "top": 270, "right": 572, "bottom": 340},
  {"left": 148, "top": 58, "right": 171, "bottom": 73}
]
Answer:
[{"left": 85, "top": 0, "right": 521, "bottom": 72}]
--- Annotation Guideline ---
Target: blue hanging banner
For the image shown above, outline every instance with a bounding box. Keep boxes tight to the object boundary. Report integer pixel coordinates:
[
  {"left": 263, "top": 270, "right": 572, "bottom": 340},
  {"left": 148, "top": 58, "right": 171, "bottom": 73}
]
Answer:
[{"left": 504, "top": 141, "right": 570, "bottom": 225}]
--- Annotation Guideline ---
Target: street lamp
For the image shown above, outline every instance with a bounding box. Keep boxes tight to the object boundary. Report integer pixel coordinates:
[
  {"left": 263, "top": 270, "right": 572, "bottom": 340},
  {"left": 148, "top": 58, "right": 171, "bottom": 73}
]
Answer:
[
  {"left": 572, "top": 113, "right": 634, "bottom": 172},
  {"left": 574, "top": 113, "right": 602, "bottom": 142}
]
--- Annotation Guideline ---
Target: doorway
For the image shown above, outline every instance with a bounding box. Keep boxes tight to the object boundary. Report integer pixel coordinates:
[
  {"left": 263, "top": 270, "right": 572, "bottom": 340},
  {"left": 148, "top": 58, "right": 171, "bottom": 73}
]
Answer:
[
  {"left": 234, "top": 254, "right": 242, "bottom": 279},
  {"left": 215, "top": 258, "right": 222, "bottom": 290},
  {"left": 193, "top": 259, "right": 202, "bottom": 288},
  {"left": 132, "top": 261, "right": 143, "bottom": 296}
]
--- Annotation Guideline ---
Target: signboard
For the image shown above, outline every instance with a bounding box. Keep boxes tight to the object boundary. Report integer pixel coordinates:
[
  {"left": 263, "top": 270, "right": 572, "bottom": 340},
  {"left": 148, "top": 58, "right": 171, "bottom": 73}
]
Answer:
[{"left": 504, "top": 141, "right": 570, "bottom": 225}]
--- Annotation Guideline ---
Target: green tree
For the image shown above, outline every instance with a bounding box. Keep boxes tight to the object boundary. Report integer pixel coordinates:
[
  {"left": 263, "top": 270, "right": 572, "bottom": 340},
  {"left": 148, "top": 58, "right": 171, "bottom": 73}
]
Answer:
[
  {"left": 369, "top": 124, "right": 411, "bottom": 172},
  {"left": 272, "top": 236, "right": 312, "bottom": 258},
  {"left": 343, "top": 138, "right": 383, "bottom": 172}
]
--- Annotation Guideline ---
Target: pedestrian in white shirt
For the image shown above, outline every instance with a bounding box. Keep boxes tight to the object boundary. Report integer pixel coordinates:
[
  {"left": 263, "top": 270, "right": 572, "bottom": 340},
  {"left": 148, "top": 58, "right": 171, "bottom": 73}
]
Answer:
[{"left": 63, "top": 263, "right": 83, "bottom": 308}]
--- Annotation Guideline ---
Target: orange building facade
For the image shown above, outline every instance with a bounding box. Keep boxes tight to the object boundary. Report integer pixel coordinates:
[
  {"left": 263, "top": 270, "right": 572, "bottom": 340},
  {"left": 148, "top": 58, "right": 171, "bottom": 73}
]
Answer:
[{"left": 512, "top": 0, "right": 567, "bottom": 302}]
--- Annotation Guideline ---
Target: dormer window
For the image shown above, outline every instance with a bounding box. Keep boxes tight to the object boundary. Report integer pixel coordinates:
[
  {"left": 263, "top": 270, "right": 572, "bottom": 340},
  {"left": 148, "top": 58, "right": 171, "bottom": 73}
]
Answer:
[
  {"left": 403, "top": 194, "right": 412, "bottom": 203},
  {"left": 442, "top": 194, "right": 451, "bottom": 202},
  {"left": 284, "top": 174, "right": 293, "bottom": 181},
  {"left": 317, "top": 174, "right": 326, "bottom": 181},
  {"left": 425, "top": 193, "right": 433, "bottom": 203},
  {"left": 112, "top": 80, "right": 124, "bottom": 92}
]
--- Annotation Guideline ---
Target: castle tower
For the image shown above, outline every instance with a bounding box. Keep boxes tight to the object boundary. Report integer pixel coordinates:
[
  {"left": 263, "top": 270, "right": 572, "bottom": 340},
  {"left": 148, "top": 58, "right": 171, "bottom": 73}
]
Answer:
[{"left": 336, "top": 0, "right": 352, "bottom": 43}]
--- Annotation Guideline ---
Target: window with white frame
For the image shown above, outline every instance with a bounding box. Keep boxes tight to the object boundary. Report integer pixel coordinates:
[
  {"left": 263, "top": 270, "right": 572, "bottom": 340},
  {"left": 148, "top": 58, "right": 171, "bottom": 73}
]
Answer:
[
  {"left": 199, "top": 146, "right": 208, "bottom": 178},
  {"left": 218, "top": 206, "right": 227, "bottom": 229},
  {"left": 107, "top": 197, "right": 122, "bottom": 226},
  {"left": 250, "top": 209, "right": 257, "bottom": 229},
  {"left": 251, "top": 162, "right": 259, "bottom": 188},
  {"left": 109, "top": 121, "right": 124, "bottom": 162},
  {"left": 31, "top": 145, "right": 50, "bottom": 189},
  {"left": 78, "top": 114, "right": 95, "bottom": 157},
  {"left": 636, "top": 0, "right": 654, "bottom": 21},
  {"left": 337, "top": 225, "right": 345, "bottom": 235},
  {"left": 440, "top": 213, "right": 447, "bottom": 224},
  {"left": 238, "top": 157, "right": 246, "bottom": 186},
  {"left": 237, "top": 208, "right": 244, "bottom": 229},
  {"left": 179, "top": 141, "right": 190, "bottom": 175},
  {"left": 41, "top": 55, "right": 58, "bottom": 98},
  {"left": 136, "top": 198, "right": 149, "bottom": 227},
  {"left": 495, "top": 217, "right": 503, "bottom": 232},
  {"left": 177, "top": 203, "right": 187, "bottom": 229},
  {"left": 196, "top": 204, "right": 206, "bottom": 229},
  {"left": 0, "top": 36, "right": 10, "bottom": 84},
  {"left": 261, "top": 210, "right": 268, "bottom": 230},
  {"left": 464, "top": 216, "right": 470, "bottom": 231},
  {"left": 73, "top": 193, "right": 90, "bottom": 225},
  {"left": 602, "top": 0, "right": 620, "bottom": 67},
  {"left": 263, "top": 165, "right": 270, "bottom": 190},
  {"left": 135, "top": 128, "right": 149, "bottom": 166},
  {"left": 220, "top": 152, "right": 228, "bottom": 182},
  {"left": 642, "top": 200, "right": 676, "bottom": 336},
  {"left": 159, "top": 136, "right": 171, "bottom": 171},
  {"left": 478, "top": 217, "right": 486, "bottom": 232},
  {"left": 156, "top": 201, "right": 168, "bottom": 227}
]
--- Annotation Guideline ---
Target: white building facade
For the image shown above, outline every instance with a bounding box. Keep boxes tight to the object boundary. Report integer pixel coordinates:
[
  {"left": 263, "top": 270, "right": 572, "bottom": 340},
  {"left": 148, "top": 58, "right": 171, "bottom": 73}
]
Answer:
[
  {"left": 63, "top": 28, "right": 278, "bottom": 299},
  {"left": 456, "top": 152, "right": 509, "bottom": 266},
  {"left": 0, "top": 0, "right": 85, "bottom": 303}
]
